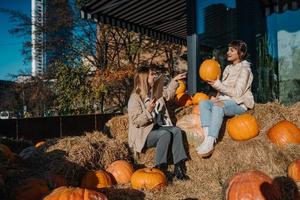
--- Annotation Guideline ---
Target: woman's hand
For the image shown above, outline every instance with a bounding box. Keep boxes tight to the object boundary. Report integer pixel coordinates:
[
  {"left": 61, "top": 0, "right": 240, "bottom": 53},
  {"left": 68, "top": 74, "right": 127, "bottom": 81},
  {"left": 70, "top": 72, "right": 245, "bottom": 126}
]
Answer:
[
  {"left": 207, "top": 75, "right": 220, "bottom": 86},
  {"left": 173, "top": 72, "right": 187, "bottom": 81},
  {"left": 147, "top": 98, "right": 156, "bottom": 113}
]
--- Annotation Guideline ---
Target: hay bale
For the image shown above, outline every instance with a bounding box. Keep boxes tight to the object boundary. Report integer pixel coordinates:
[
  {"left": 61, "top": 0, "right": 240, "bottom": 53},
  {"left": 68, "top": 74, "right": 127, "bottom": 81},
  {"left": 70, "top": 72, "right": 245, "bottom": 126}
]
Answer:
[
  {"left": 104, "top": 114, "right": 129, "bottom": 143},
  {"left": 22, "top": 132, "right": 133, "bottom": 186}
]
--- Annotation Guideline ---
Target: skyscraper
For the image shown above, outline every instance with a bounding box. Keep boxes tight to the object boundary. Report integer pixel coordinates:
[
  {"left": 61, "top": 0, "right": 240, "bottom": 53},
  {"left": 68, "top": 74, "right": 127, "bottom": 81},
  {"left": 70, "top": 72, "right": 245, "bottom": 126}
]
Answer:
[
  {"left": 31, "top": 0, "right": 73, "bottom": 77},
  {"left": 31, "top": 0, "right": 45, "bottom": 76}
]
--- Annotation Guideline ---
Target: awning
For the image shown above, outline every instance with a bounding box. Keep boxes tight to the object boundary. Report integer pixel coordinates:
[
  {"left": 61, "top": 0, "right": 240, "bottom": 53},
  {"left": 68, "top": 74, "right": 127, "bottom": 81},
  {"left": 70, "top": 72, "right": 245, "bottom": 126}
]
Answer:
[
  {"left": 80, "top": 0, "right": 187, "bottom": 45},
  {"left": 260, "top": 0, "right": 300, "bottom": 15}
]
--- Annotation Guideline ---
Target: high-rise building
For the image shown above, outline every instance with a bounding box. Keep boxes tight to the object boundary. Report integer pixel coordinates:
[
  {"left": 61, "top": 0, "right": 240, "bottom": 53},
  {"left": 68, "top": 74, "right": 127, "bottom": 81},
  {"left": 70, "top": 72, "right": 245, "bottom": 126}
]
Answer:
[
  {"left": 31, "top": 0, "right": 46, "bottom": 76},
  {"left": 31, "top": 0, "right": 73, "bottom": 77}
]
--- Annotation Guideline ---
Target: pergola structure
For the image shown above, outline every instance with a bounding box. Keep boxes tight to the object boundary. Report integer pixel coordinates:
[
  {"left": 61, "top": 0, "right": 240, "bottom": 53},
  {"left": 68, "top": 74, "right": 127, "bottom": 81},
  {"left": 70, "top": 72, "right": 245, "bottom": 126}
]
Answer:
[{"left": 81, "top": 0, "right": 300, "bottom": 94}]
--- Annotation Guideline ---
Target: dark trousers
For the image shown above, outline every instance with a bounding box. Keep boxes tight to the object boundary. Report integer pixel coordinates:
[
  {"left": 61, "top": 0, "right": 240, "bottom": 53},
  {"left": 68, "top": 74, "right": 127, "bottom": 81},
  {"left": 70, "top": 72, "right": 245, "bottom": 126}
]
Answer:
[{"left": 145, "top": 126, "right": 187, "bottom": 166}]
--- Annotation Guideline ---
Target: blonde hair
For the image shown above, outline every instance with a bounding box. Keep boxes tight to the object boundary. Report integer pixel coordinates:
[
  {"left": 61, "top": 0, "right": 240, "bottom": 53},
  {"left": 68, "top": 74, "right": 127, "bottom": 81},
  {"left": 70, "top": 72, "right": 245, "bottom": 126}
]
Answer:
[{"left": 133, "top": 68, "right": 149, "bottom": 101}]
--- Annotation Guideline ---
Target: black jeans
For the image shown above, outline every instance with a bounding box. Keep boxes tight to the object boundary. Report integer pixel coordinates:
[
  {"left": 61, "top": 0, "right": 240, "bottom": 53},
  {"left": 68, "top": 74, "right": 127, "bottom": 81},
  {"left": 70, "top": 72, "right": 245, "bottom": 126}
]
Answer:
[{"left": 146, "top": 126, "right": 187, "bottom": 165}]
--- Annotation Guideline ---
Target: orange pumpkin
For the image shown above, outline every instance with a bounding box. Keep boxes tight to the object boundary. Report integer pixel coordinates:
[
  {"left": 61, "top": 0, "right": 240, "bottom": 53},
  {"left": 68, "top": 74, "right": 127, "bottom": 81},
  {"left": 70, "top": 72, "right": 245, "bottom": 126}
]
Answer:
[
  {"left": 175, "top": 80, "right": 186, "bottom": 95},
  {"left": 13, "top": 178, "right": 49, "bottom": 200},
  {"left": 106, "top": 160, "right": 134, "bottom": 184},
  {"left": 224, "top": 170, "right": 281, "bottom": 200},
  {"left": 81, "top": 170, "right": 112, "bottom": 189},
  {"left": 192, "top": 92, "right": 209, "bottom": 105},
  {"left": 199, "top": 58, "right": 221, "bottom": 81},
  {"left": 43, "top": 186, "right": 107, "bottom": 200},
  {"left": 288, "top": 159, "right": 300, "bottom": 182},
  {"left": 131, "top": 168, "right": 167, "bottom": 190},
  {"left": 35, "top": 141, "right": 46, "bottom": 148},
  {"left": 175, "top": 93, "right": 193, "bottom": 107},
  {"left": 227, "top": 114, "right": 259, "bottom": 141},
  {"left": 267, "top": 120, "right": 300, "bottom": 146},
  {"left": 0, "top": 144, "right": 15, "bottom": 160}
]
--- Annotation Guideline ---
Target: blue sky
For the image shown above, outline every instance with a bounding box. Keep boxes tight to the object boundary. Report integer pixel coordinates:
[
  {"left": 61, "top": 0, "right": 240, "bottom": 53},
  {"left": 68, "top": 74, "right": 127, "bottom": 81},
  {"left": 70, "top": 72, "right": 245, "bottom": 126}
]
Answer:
[{"left": 0, "top": 0, "right": 31, "bottom": 80}]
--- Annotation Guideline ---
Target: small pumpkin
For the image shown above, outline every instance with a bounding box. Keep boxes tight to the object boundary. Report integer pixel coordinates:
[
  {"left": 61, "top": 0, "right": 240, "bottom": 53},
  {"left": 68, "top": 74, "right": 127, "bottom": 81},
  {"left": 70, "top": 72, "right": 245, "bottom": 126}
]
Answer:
[
  {"left": 13, "top": 178, "right": 49, "bottom": 200},
  {"left": 175, "top": 93, "right": 193, "bottom": 107},
  {"left": 81, "top": 170, "right": 112, "bottom": 189},
  {"left": 227, "top": 114, "right": 259, "bottom": 141},
  {"left": 35, "top": 141, "right": 46, "bottom": 148},
  {"left": 224, "top": 170, "right": 281, "bottom": 200},
  {"left": 192, "top": 92, "right": 209, "bottom": 105},
  {"left": 175, "top": 80, "right": 186, "bottom": 95},
  {"left": 43, "top": 186, "right": 107, "bottom": 200},
  {"left": 199, "top": 58, "right": 221, "bottom": 81},
  {"left": 267, "top": 120, "right": 300, "bottom": 146},
  {"left": 106, "top": 160, "right": 134, "bottom": 184},
  {"left": 288, "top": 159, "right": 300, "bottom": 182},
  {"left": 131, "top": 168, "right": 167, "bottom": 190}
]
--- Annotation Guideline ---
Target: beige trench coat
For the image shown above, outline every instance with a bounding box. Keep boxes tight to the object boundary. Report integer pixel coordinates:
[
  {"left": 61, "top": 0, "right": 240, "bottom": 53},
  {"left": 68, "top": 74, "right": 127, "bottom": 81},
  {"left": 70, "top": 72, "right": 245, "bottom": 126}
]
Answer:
[{"left": 128, "top": 79, "right": 178, "bottom": 153}]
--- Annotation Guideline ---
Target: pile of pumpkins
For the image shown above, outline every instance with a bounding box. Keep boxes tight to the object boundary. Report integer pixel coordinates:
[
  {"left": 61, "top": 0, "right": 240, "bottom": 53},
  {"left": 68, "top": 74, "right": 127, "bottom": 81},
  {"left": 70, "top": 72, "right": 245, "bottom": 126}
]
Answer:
[
  {"left": 174, "top": 57, "right": 221, "bottom": 107},
  {"left": 175, "top": 81, "right": 209, "bottom": 107},
  {"left": 0, "top": 150, "right": 168, "bottom": 200}
]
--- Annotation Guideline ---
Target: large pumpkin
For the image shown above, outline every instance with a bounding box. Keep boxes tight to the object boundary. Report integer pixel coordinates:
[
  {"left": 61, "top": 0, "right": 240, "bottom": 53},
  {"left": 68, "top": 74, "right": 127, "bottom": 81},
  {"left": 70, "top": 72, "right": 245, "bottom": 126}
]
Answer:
[
  {"left": 43, "top": 186, "right": 107, "bottom": 200},
  {"left": 13, "top": 178, "right": 49, "bottom": 200},
  {"left": 192, "top": 92, "right": 209, "bottom": 105},
  {"left": 175, "top": 93, "right": 193, "bottom": 107},
  {"left": 267, "top": 120, "right": 300, "bottom": 146},
  {"left": 106, "top": 160, "right": 134, "bottom": 184},
  {"left": 224, "top": 170, "right": 281, "bottom": 200},
  {"left": 227, "top": 114, "right": 259, "bottom": 141},
  {"left": 199, "top": 59, "right": 221, "bottom": 81},
  {"left": 288, "top": 159, "right": 300, "bottom": 182},
  {"left": 131, "top": 168, "right": 167, "bottom": 190},
  {"left": 175, "top": 80, "right": 186, "bottom": 95},
  {"left": 81, "top": 170, "right": 112, "bottom": 189}
]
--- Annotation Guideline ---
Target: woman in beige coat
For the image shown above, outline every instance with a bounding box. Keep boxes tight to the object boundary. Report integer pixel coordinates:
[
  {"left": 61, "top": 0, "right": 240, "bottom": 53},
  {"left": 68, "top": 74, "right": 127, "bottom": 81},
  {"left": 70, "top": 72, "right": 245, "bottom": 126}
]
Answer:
[
  {"left": 197, "top": 40, "right": 255, "bottom": 157},
  {"left": 128, "top": 66, "right": 189, "bottom": 180}
]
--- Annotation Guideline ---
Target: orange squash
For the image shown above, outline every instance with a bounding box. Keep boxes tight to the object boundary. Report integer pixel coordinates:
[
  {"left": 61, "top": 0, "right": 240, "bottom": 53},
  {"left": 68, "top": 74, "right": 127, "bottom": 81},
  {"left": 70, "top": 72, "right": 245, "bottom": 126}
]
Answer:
[
  {"left": 106, "top": 160, "right": 134, "bottom": 184},
  {"left": 175, "top": 80, "right": 186, "bottom": 95},
  {"left": 192, "top": 92, "right": 209, "bottom": 105},
  {"left": 224, "top": 170, "right": 281, "bottom": 200},
  {"left": 81, "top": 170, "right": 112, "bottom": 189},
  {"left": 267, "top": 120, "right": 300, "bottom": 146},
  {"left": 175, "top": 93, "right": 193, "bottom": 107},
  {"left": 131, "top": 168, "right": 167, "bottom": 190},
  {"left": 43, "top": 186, "right": 107, "bottom": 200},
  {"left": 288, "top": 159, "right": 300, "bottom": 182},
  {"left": 199, "top": 58, "right": 221, "bottom": 81},
  {"left": 13, "top": 178, "right": 49, "bottom": 200},
  {"left": 227, "top": 114, "right": 259, "bottom": 141}
]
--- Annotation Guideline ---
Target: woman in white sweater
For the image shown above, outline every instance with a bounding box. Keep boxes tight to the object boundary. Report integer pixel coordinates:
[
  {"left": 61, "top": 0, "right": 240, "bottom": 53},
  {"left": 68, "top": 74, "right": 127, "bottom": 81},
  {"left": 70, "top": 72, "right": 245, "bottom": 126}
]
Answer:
[{"left": 197, "top": 40, "right": 255, "bottom": 157}]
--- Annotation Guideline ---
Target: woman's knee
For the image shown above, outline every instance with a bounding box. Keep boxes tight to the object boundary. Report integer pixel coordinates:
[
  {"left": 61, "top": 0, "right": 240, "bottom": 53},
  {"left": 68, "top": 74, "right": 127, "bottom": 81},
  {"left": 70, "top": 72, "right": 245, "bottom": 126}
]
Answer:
[
  {"left": 200, "top": 100, "right": 211, "bottom": 109},
  {"left": 158, "top": 130, "right": 172, "bottom": 142}
]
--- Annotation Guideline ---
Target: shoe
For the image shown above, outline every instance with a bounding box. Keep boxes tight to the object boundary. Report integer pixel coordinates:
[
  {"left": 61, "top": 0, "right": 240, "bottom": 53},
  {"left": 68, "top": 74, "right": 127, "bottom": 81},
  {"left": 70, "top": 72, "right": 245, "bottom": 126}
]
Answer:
[
  {"left": 174, "top": 160, "right": 190, "bottom": 180},
  {"left": 196, "top": 135, "right": 216, "bottom": 157}
]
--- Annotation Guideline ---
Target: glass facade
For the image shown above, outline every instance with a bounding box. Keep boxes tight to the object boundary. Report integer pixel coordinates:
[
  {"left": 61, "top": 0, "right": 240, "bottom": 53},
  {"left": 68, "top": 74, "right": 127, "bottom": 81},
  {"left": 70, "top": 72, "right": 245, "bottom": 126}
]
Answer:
[{"left": 193, "top": 0, "right": 300, "bottom": 105}]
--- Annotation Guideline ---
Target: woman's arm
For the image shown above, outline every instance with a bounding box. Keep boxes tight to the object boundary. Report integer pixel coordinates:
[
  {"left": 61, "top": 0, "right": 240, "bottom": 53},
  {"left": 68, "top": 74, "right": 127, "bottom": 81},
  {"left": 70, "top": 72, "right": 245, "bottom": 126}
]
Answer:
[
  {"left": 163, "top": 72, "right": 186, "bottom": 101},
  {"left": 128, "top": 95, "right": 154, "bottom": 128}
]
